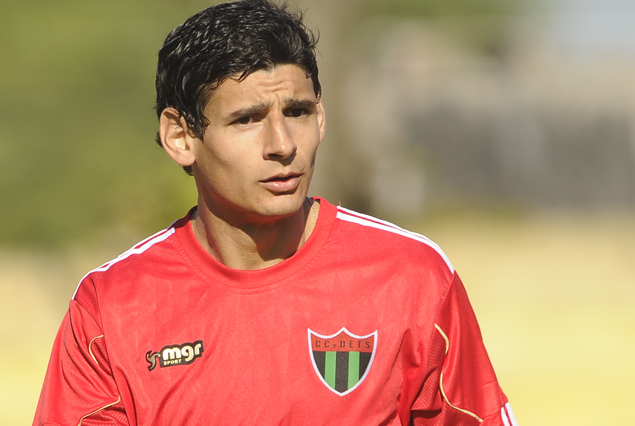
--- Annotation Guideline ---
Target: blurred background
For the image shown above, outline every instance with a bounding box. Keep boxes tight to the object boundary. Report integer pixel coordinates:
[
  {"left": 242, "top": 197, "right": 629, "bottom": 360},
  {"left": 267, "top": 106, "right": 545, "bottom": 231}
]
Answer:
[{"left": 2, "top": 0, "right": 634, "bottom": 423}]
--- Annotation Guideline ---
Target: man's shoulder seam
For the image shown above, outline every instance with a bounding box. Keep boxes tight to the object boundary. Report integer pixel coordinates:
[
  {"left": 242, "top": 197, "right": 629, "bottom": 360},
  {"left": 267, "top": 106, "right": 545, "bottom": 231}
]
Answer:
[
  {"left": 334, "top": 206, "right": 454, "bottom": 273},
  {"left": 72, "top": 226, "right": 176, "bottom": 300}
]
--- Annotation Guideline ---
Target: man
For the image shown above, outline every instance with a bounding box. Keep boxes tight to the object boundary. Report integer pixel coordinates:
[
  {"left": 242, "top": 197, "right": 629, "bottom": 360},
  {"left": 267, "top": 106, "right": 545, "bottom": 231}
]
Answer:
[{"left": 34, "top": 1, "right": 519, "bottom": 425}]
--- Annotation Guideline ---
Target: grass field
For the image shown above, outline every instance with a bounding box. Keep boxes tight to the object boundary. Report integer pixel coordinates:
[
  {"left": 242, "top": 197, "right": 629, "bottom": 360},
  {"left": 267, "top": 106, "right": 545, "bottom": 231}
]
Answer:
[{"left": 2, "top": 210, "right": 634, "bottom": 425}]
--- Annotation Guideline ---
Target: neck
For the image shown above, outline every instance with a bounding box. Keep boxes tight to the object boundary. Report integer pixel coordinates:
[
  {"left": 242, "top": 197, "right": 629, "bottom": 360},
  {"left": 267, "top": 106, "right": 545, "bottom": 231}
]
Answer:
[{"left": 191, "top": 198, "right": 319, "bottom": 270}]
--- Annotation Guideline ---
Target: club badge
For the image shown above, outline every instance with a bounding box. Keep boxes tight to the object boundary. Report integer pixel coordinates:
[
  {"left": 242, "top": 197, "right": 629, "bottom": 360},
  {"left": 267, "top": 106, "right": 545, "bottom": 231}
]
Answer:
[{"left": 308, "top": 327, "right": 377, "bottom": 396}]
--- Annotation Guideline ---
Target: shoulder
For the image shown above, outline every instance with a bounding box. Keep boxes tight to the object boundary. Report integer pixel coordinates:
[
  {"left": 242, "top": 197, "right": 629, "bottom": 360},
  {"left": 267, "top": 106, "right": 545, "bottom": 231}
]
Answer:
[
  {"left": 328, "top": 203, "right": 454, "bottom": 278},
  {"left": 72, "top": 219, "right": 185, "bottom": 306}
]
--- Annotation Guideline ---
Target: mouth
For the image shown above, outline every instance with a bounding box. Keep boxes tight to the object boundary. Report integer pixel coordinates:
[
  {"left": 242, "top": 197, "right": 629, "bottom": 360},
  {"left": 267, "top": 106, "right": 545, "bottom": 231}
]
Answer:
[{"left": 260, "top": 172, "right": 302, "bottom": 193}]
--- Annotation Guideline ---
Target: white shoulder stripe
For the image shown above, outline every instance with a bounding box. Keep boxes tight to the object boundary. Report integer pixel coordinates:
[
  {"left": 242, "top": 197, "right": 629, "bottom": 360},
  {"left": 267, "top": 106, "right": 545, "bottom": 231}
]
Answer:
[
  {"left": 337, "top": 206, "right": 446, "bottom": 251},
  {"left": 72, "top": 226, "right": 176, "bottom": 300},
  {"left": 336, "top": 208, "right": 454, "bottom": 272},
  {"left": 502, "top": 408, "right": 510, "bottom": 426},
  {"left": 337, "top": 206, "right": 400, "bottom": 228},
  {"left": 502, "top": 403, "right": 519, "bottom": 426}
]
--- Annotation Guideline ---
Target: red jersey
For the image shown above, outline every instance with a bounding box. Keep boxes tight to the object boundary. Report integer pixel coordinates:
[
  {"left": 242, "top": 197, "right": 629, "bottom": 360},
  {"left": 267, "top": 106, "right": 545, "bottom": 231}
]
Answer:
[{"left": 34, "top": 198, "right": 518, "bottom": 426}]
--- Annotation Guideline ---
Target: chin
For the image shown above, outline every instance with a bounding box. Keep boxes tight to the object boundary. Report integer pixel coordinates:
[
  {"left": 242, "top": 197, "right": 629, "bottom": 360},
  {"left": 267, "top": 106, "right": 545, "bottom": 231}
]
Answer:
[{"left": 260, "top": 193, "right": 306, "bottom": 218}]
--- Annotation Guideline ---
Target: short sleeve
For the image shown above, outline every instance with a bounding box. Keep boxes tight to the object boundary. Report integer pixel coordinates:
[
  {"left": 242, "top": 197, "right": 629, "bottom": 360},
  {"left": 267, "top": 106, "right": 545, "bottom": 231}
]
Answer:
[
  {"left": 33, "top": 281, "right": 129, "bottom": 426},
  {"left": 410, "top": 274, "right": 518, "bottom": 426}
]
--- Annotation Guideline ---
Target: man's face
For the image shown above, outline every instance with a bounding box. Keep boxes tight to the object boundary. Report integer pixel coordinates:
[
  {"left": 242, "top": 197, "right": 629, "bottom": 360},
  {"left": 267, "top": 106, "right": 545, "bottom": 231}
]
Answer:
[{"left": 191, "top": 64, "right": 325, "bottom": 223}]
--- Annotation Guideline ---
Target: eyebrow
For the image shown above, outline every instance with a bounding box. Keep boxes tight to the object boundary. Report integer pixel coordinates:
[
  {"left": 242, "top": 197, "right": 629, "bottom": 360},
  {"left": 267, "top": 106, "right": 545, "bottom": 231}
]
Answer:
[
  {"left": 227, "top": 102, "right": 269, "bottom": 121},
  {"left": 227, "top": 98, "right": 318, "bottom": 121},
  {"left": 284, "top": 98, "right": 318, "bottom": 111}
]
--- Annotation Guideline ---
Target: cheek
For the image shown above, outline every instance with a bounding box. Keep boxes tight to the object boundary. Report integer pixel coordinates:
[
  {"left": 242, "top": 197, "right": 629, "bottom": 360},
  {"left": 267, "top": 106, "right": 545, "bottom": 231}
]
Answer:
[
  {"left": 288, "top": 126, "right": 320, "bottom": 151},
  {"left": 207, "top": 152, "right": 253, "bottom": 188},
  {"left": 302, "top": 131, "right": 322, "bottom": 156},
  {"left": 195, "top": 149, "right": 229, "bottom": 187}
]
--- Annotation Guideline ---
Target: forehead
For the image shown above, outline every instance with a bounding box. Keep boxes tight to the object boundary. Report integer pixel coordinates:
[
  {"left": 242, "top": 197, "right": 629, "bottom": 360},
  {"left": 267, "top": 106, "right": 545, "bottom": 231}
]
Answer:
[{"left": 206, "top": 65, "right": 317, "bottom": 112}]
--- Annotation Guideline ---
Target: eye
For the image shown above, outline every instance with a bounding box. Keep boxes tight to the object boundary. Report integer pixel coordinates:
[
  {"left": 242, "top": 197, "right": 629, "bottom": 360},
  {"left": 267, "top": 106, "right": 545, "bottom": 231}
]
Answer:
[
  {"left": 286, "top": 108, "right": 308, "bottom": 118},
  {"left": 233, "top": 115, "right": 257, "bottom": 126}
]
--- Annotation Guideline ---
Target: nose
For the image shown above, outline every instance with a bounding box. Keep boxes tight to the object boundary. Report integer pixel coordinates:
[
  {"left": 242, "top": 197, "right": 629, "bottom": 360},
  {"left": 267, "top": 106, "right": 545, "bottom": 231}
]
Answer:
[{"left": 263, "top": 115, "right": 297, "bottom": 161}]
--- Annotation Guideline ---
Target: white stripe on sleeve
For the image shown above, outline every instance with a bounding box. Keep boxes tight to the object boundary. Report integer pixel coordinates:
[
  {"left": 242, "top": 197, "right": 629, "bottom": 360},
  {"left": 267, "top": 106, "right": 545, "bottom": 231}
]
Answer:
[
  {"left": 501, "top": 407, "right": 511, "bottom": 426},
  {"left": 505, "top": 403, "right": 519, "bottom": 426}
]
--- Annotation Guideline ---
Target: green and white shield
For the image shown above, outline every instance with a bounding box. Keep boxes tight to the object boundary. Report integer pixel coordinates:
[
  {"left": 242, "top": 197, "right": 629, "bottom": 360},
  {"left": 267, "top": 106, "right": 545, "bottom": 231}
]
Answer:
[{"left": 308, "top": 327, "right": 377, "bottom": 396}]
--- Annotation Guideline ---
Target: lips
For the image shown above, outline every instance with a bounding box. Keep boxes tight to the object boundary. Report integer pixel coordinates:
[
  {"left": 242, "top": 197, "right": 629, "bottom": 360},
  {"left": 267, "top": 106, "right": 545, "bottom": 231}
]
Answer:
[{"left": 260, "top": 172, "right": 302, "bottom": 193}]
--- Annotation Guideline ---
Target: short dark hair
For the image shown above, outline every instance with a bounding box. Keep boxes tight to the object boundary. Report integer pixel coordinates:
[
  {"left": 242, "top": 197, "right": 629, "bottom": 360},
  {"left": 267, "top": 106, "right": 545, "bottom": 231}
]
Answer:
[{"left": 155, "top": 0, "right": 321, "bottom": 175}]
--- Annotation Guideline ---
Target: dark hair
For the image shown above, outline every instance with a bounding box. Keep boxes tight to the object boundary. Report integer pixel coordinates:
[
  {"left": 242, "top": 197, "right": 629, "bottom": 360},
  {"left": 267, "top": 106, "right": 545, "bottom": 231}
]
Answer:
[{"left": 155, "top": 0, "right": 321, "bottom": 175}]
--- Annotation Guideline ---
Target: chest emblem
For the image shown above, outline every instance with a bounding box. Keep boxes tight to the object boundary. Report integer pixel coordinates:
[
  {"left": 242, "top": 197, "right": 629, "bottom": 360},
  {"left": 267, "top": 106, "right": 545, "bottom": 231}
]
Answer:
[
  {"left": 308, "top": 327, "right": 377, "bottom": 396},
  {"left": 146, "top": 340, "right": 204, "bottom": 371}
]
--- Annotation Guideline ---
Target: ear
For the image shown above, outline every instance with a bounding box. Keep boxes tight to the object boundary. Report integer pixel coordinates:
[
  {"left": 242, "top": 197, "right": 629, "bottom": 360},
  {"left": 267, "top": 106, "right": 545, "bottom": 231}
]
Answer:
[
  {"left": 316, "top": 100, "right": 326, "bottom": 144},
  {"left": 159, "top": 108, "right": 198, "bottom": 167}
]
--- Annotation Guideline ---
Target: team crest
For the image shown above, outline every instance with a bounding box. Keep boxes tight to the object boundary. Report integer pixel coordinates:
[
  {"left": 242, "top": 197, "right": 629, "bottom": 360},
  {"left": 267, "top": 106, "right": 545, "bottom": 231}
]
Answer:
[{"left": 308, "top": 327, "right": 377, "bottom": 396}]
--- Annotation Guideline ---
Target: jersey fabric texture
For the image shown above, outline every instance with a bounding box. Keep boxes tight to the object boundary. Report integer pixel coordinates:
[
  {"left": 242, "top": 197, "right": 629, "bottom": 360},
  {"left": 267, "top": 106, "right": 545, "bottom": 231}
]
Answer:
[{"left": 34, "top": 198, "right": 518, "bottom": 426}]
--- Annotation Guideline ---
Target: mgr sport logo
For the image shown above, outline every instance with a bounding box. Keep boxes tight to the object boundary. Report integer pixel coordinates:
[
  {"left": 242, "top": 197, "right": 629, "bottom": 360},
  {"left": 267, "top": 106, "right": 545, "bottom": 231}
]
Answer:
[
  {"left": 308, "top": 328, "right": 377, "bottom": 396},
  {"left": 146, "top": 340, "right": 204, "bottom": 371}
]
